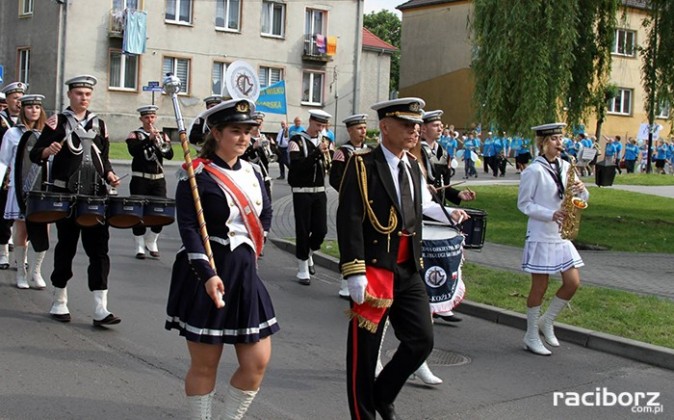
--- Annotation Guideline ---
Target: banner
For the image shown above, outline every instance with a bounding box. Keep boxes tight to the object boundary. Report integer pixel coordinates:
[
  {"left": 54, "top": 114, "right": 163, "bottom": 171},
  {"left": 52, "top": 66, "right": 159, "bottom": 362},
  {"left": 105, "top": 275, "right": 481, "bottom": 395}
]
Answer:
[
  {"left": 421, "top": 232, "right": 465, "bottom": 314},
  {"left": 255, "top": 80, "right": 287, "bottom": 115},
  {"left": 637, "top": 123, "right": 663, "bottom": 141}
]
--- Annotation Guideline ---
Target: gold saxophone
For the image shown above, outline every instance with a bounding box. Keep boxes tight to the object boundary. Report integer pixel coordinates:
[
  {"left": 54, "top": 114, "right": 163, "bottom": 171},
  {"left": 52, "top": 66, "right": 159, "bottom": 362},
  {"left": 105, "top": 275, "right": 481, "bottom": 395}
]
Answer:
[{"left": 560, "top": 156, "right": 588, "bottom": 240}]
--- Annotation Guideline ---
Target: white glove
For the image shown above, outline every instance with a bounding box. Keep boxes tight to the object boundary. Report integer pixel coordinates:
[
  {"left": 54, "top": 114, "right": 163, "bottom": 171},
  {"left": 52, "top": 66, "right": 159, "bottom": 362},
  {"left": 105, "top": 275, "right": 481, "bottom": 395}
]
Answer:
[{"left": 347, "top": 275, "right": 368, "bottom": 304}]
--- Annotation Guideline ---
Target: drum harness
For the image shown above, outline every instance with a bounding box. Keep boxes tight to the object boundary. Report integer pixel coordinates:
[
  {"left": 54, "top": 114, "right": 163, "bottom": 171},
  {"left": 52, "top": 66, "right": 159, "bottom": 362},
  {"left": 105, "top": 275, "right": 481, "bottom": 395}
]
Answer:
[{"left": 133, "top": 129, "right": 165, "bottom": 179}]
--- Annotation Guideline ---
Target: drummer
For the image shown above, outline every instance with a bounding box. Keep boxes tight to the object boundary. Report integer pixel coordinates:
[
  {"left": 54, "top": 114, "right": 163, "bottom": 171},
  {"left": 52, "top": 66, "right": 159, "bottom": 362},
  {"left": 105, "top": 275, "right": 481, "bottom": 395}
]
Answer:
[
  {"left": 30, "top": 75, "right": 122, "bottom": 326},
  {"left": 126, "top": 105, "right": 174, "bottom": 259}
]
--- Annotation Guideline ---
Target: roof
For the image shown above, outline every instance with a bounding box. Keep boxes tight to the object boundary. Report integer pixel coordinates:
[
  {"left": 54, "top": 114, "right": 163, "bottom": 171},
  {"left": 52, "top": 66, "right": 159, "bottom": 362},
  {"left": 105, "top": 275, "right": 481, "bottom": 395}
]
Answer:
[
  {"left": 621, "top": 0, "right": 648, "bottom": 9},
  {"left": 397, "top": 0, "right": 463, "bottom": 11},
  {"left": 362, "top": 28, "right": 397, "bottom": 52}
]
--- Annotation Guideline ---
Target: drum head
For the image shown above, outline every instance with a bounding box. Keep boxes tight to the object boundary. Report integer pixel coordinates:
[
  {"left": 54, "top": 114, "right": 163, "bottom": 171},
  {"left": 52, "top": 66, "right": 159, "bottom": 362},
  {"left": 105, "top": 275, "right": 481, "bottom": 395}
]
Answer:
[{"left": 14, "top": 131, "right": 42, "bottom": 215}]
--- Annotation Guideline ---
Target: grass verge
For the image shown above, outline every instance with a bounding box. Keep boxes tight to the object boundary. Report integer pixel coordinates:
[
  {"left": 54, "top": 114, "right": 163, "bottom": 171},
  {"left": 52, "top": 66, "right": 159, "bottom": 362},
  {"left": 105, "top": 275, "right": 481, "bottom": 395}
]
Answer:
[
  {"left": 108, "top": 141, "right": 195, "bottom": 160},
  {"left": 317, "top": 240, "right": 674, "bottom": 349},
  {"left": 611, "top": 173, "right": 674, "bottom": 186}
]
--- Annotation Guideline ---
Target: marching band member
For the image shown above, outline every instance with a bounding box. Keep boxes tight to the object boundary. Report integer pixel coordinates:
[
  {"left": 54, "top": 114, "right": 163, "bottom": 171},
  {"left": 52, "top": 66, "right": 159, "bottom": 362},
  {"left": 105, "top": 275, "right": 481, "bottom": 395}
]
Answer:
[
  {"left": 0, "top": 92, "right": 7, "bottom": 112},
  {"left": 330, "top": 113, "right": 370, "bottom": 298},
  {"left": 165, "top": 99, "right": 278, "bottom": 419},
  {"left": 518, "top": 123, "right": 589, "bottom": 356},
  {"left": 189, "top": 95, "right": 223, "bottom": 145},
  {"left": 0, "top": 82, "right": 27, "bottom": 269},
  {"left": 241, "top": 111, "right": 272, "bottom": 201},
  {"left": 0, "top": 94, "right": 49, "bottom": 289},
  {"left": 288, "top": 109, "right": 331, "bottom": 285},
  {"left": 126, "top": 105, "right": 173, "bottom": 259},
  {"left": 30, "top": 75, "right": 121, "bottom": 326},
  {"left": 338, "top": 98, "right": 468, "bottom": 420}
]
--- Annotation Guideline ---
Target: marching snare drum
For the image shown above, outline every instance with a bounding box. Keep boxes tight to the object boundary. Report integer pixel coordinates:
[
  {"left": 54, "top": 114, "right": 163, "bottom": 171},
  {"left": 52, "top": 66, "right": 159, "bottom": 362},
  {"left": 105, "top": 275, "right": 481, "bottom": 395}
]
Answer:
[
  {"left": 142, "top": 196, "right": 176, "bottom": 227},
  {"left": 74, "top": 195, "right": 107, "bottom": 227},
  {"left": 26, "top": 191, "right": 74, "bottom": 223},
  {"left": 460, "top": 208, "right": 487, "bottom": 249},
  {"left": 107, "top": 196, "right": 144, "bottom": 229},
  {"left": 422, "top": 221, "right": 461, "bottom": 241}
]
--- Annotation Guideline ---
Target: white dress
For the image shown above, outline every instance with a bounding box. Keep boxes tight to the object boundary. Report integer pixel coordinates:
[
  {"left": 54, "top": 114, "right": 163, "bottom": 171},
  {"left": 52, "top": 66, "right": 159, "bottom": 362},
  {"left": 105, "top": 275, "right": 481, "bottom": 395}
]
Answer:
[
  {"left": 0, "top": 125, "right": 27, "bottom": 220},
  {"left": 517, "top": 156, "right": 590, "bottom": 274}
]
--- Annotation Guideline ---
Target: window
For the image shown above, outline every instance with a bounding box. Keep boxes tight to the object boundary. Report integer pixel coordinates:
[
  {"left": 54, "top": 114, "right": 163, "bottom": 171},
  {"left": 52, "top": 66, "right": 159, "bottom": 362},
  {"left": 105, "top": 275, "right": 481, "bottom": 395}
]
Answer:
[
  {"left": 258, "top": 66, "right": 283, "bottom": 88},
  {"left": 657, "top": 101, "right": 671, "bottom": 119},
  {"left": 18, "top": 48, "right": 30, "bottom": 85},
  {"left": 612, "top": 29, "right": 636, "bottom": 57},
  {"left": 261, "top": 1, "right": 285, "bottom": 37},
  {"left": 607, "top": 88, "right": 632, "bottom": 115},
  {"left": 302, "top": 71, "right": 324, "bottom": 105},
  {"left": 21, "top": 0, "right": 34, "bottom": 15},
  {"left": 212, "top": 62, "right": 227, "bottom": 95},
  {"left": 109, "top": 50, "right": 138, "bottom": 90},
  {"left": 113, "top": 0, "right": 139, "bottom": 10},
  {"left": 305, "top": 8, "right": 325, "bottom": 36},
  {"left": 216, "top": 0, "right": 240, "bottom": 31},
  {"left": 166, "top": 0, "right": 191, "bottom": 24},
  {"left": 163, "top": 57, "right": 190, "bottom": 94}
]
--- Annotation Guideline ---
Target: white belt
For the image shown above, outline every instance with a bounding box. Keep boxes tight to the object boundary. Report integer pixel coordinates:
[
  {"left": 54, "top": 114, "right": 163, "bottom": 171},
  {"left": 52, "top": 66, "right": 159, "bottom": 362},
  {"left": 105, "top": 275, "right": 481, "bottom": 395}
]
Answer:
[
  {"left": 132, "top": 171, "right": 164, "bottom": 180},
  {"left": 53, "top": 180, "right": 68, "bottom": 188},
  {"left": 292, "top": 187, "right": 326, "bottom": 193}
]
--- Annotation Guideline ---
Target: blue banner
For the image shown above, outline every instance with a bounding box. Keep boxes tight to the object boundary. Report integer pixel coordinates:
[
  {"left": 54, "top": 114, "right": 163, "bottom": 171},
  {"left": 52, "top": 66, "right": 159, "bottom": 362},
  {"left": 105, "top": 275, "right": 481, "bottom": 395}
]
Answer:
[{"left": 255, "top": 81, "right": 287, "bottom": 115}]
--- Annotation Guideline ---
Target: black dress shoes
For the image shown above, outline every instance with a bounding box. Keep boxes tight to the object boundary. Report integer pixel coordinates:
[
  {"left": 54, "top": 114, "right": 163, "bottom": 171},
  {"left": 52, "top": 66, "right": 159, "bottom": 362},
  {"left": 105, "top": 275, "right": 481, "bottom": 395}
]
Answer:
[
  {"left": 51, "top": 313, "right": 72, "bottom": 323},
  {"left": 433, "top": 313, "right": 462, "bottom": 322},
  {"left": 374, "top": 402, "right": 400, "bottom": 420},
  {"left": 93, "top": 314, "right": 121, "bottom": 327},
  {"left": 308, "top": 264, "right": 316, "bottom": 275}
]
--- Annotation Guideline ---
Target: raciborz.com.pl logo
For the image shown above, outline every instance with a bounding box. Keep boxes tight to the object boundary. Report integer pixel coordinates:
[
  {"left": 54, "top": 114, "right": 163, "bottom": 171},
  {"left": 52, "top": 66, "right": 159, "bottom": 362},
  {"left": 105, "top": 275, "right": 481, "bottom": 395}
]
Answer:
[{"left": 553, "top": 387, "right": 664, "bottom": 414}]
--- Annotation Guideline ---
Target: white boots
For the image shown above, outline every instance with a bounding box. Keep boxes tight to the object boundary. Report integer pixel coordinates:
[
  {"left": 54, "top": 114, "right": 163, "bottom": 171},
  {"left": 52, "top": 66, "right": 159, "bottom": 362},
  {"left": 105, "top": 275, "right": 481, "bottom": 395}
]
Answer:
[
  {"left": 93, "top": 290, "right": 121, "bottom": 326},
  {"left": 50, "top": 287, "right": 71, "bottom": 322},
  {"left": 538, "top": 296, "right": 568, "bottom": 347},
  {"left": 413, "top": 361, "right": 443, "bottom": 385},
  {"left": 134, "top": 235, "right": 145, "bottom": 259},
  {"left": 187, "top": 390, "right": 215, "bottom": 420},
  {"left": 222, "top": 385, "right": 258, "bottom": 420},
  {"left": 297, "top": 259, "right": 310, "bottom": 285},
  {"left": 27, "top": 249, "right": 47, "bottom": 289},
  {"left": 15, "top": 245, "right": 28, "bottom": 289},
  {"left": 523, "top": 306, "right": 552, "bottom": 356},
  {"left": 0, "top": 243, "right": 9, "bottom": 269},
  {"left": 145, "top": 231, "right": 160, "bottom": 258}
]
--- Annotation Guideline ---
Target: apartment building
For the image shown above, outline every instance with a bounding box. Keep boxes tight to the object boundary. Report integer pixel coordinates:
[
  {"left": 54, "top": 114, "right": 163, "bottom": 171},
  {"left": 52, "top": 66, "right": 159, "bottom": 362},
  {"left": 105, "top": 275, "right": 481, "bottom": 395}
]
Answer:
[
  {"left": 0, "top": 0, "right": 391, "bottom": 141},
  {"left": 396, "top": 0, "right": 672, "bottom": 140}
]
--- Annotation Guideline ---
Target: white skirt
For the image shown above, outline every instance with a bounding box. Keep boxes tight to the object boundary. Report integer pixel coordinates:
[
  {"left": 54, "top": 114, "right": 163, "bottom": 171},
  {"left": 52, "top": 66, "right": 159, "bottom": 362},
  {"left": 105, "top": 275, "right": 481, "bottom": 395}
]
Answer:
[
  {"left": 3, "top": 185, "right": 22, "bottom": 220},
  {"left": 521, "top": 240, "right": 584, "bottom": 274}
]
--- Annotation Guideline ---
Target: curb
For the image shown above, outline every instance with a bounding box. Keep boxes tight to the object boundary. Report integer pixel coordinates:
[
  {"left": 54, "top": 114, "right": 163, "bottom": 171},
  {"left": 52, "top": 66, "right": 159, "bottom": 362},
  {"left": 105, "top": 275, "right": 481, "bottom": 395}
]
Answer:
[{"left": 270, "top": 237, "right": 674, "bottom": 371}]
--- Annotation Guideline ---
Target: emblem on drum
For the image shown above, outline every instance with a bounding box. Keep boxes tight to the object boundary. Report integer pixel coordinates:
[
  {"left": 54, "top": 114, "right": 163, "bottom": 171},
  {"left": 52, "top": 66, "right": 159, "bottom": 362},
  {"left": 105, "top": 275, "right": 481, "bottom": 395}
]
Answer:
[{"left": 424, "top": 266, "right": 447, "bottom": 288}]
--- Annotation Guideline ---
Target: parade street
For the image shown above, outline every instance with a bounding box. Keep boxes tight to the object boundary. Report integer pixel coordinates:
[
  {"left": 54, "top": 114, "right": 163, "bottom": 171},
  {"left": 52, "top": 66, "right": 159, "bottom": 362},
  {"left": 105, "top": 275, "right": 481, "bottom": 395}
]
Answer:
[{"left": 1, "top": 162, "right": 673, "bottom": 419}]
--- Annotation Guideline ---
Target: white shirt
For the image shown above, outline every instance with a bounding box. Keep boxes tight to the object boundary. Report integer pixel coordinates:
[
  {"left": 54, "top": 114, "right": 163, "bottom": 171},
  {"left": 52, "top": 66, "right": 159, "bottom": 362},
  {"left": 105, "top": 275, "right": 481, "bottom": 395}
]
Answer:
[{"left": 276, "top": 128, "right": 289, "bottom": 148}]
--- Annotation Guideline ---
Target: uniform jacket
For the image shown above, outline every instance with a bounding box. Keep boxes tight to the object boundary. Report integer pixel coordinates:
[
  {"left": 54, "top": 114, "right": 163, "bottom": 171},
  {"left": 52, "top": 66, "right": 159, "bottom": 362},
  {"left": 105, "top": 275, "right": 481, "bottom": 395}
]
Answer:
[
  {"left": 287, "top": 131, "right": 326, "bottom": 188},
  {"left": 126, "top": 128, "right": 174, "bottom": 174},
  {"left": 328, "top": 141, "right": 369, "bottom": 191}
]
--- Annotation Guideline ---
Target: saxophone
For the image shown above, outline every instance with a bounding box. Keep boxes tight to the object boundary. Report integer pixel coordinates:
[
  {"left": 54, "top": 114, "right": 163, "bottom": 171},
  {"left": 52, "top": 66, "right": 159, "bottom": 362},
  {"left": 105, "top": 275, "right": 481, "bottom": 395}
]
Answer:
[{"left": 560, "top": 156, "right": 588, "bottom": 240}]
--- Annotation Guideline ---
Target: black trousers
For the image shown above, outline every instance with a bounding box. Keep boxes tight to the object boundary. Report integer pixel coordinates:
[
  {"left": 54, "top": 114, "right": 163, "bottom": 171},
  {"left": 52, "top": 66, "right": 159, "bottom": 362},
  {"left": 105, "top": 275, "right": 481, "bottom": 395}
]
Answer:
[
  {"left": 292, "top": 192, "right": 327, "bottom": 260},
  {"left": 51, "top": 214, "right": 110, "bottom": 291},
  {"left": 130, "top": 176, "right": 166, "bottom": 236},
  {"left": 26, "top": 221, "right": 50, "bottom": 252},
  {"left": 346, "top": 262, "right": 434, "bottom": 420},
  {"left": 277, "top": 147, "right": 289, "bottom": 177},
  {"left": 0, "top": 189, "right": 14, "bottom": 244}
]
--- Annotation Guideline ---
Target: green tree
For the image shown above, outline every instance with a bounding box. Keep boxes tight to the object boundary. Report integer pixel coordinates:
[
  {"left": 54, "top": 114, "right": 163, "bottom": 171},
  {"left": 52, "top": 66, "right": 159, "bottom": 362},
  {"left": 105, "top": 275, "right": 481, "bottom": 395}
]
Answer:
[
  {"left": 472, "top": 0, "right": 619, "bottom": 136},
  {"left": 364, "top": 10, "right": 401, "bottom": 93}
]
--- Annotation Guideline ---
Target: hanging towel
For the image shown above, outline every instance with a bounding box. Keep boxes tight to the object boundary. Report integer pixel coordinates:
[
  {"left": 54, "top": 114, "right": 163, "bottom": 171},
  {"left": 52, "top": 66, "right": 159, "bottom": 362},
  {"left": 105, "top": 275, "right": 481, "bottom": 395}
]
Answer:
[
  {"left": 123, "top": 9, "right": 147, "bottom": 55},
  {"left": 315, "top": 34, "right": 326, "bottom": 54}
]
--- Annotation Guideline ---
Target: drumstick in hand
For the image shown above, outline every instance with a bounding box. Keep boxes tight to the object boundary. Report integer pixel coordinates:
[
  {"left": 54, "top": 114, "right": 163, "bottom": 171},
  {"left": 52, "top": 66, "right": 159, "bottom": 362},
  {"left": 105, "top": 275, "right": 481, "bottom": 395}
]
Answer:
[{"left": 435, "top": 181, "right": 466, "bottom": 191}]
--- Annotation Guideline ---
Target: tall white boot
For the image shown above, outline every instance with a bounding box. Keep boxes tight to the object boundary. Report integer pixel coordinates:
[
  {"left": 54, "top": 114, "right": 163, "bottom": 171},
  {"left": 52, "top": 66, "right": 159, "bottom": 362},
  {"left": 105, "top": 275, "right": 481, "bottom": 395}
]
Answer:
[
  {"left": 50, "top": 287, "right": 71, "bottom": 322},
  {"left": 0, "top": 243, "right": 9, "bottom": 269},
  {"left": 523, "top": 306, "right": 551, "bottom": 356},
  {"left": 27, "top": 249, "right": 47, "bottom": 289},
  {"left": 145, "top": 231, "right": 160, "bottom": 258},
  {"left": 297, "top": 259, "right": 310, "bottom": 285},
  {"left": 539, "top": 296, "right": 569, "bottom": 347},
  {"left": 93, "top": 290, "right": 121, "bottom": 326},
  {"left": 222, "top": 385, "right": 258, "bottom": 420},
  {"left": 413, "top": 361, "right": 443, "bottom": 385},
  {"left": 134, "top": 235, "right": 145, "bottom": 259},
  {"left": 339, "top": 279, "right": 350, "bottom": 299},
  {"left": 15, "top": 245, "right": 28, "bottom": 289},
  {"left": 187, "top": 390, "right": 214, "bottom": 420}
]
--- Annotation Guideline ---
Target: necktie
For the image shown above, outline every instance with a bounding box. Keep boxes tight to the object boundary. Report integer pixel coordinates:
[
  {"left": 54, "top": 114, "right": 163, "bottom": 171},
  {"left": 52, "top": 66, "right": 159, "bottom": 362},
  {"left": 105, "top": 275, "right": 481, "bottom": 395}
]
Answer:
[{"left": 398, "top": 160, "right": 416, "bottom": 233}]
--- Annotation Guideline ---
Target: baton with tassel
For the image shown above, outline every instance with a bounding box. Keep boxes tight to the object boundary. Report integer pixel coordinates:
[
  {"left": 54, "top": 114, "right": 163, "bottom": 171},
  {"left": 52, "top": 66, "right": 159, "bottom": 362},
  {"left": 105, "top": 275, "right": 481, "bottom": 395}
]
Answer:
[{"left": 163, "top": 74, "right": 216, "bottom": 271}]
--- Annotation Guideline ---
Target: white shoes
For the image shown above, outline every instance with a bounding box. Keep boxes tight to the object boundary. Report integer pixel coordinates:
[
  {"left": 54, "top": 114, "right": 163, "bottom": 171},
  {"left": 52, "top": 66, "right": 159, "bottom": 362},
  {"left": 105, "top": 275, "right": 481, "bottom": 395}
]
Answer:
[
  {"left": 145, "top": 231, "right": 160, "bottom": 258},
  {"left": 538, "top": 296, "right": 568, "bottom": 347},
  {"left": 15, "top": 245, "right": 28, "bottom": 289},
  {"left": 297, "top": 259, "right": 310, "bottom": 285},
  {"left": 134, "top": 235, "right": 145, "bottom": 259},
  {"left": 27, "top": 249, "right": 47, "bottom": 289},
  {"left": 523, "top": 306, "right": 552, "bottom": 356},
  {"left": 50, "top": 287, "right": 71, "bottom": 322},
  {"left": 412, "top": 361, "right": 443, "bottom": 385},
  {"left": 222, "top": 385, "right": 258, "bottom": 420},
  {"left": 187, "top": 390, "right": 214, "bottom": 420}
]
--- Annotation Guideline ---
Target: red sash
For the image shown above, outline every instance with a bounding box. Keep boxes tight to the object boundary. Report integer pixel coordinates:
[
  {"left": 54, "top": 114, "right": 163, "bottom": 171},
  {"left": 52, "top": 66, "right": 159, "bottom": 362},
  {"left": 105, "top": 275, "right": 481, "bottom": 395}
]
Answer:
[{"left": 194, "top": 159, "right": 265, "bottom": 258}]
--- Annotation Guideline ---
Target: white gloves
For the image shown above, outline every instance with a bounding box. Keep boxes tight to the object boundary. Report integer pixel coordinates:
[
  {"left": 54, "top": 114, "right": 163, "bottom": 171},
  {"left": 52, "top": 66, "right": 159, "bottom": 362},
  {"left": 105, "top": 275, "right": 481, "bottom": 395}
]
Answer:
[{"left": 347, "top": 275, "right": 368, "bottom": 304}]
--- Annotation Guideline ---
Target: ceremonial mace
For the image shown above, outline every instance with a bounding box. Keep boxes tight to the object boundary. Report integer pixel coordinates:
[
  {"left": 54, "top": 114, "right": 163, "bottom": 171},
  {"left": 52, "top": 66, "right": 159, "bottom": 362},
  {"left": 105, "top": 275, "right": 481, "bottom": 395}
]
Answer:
[{"left": 163, "top": 74, "right": 215, "bottom": 270}]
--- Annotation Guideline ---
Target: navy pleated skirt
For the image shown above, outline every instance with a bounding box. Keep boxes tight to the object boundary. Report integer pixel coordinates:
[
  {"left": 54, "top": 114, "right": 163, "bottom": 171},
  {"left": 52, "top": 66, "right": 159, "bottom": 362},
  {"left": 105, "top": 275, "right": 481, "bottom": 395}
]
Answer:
[{"left": 165, "top": 243, "right": 279, "bottom": 344}]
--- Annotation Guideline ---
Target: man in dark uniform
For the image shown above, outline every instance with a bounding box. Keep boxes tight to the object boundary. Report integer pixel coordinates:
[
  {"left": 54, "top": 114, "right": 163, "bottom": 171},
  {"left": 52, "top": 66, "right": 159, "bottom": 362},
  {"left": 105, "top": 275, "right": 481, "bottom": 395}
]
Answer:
[
  {"left": 242, "top": 111, "right": 272, "bottom": 201},
  {"left": 329, "top": 113, "right": 370, "bottom": 298},
  {"left": 288, "top": 109, "right": 331, "bottom": 285},
  {"left": 188, "top": 95, "right": 222, "bottom": 145},
  {"left": 337, "top": 98, "right": 468, "bottom": 420},
  {"left": 0, "top": 82, "right": 27, "bottom": 269},
  {"left": 126, "top": 105, "right": 173, "bottom": 259},
  {"left": 29, "top": 75, "right": 122, "bottom": 326}
]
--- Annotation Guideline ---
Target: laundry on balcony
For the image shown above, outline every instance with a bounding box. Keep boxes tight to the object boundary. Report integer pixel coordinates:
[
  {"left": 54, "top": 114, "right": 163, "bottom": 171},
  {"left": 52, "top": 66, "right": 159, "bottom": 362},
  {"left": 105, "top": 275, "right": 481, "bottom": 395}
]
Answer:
[
  {"left": 123, "top": 9, "right": 147, "bottom": 55},
  {"left": 314, "top": 34, "right": 326, "bottom": 54}
]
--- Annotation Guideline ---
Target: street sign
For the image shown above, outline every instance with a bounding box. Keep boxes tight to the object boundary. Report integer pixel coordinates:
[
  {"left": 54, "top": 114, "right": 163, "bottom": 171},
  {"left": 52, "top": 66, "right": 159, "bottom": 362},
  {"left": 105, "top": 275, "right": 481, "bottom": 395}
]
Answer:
[
  {"left": 148, "top": 80, "right": 160, "bottom": 88},
  {"left": 142, "top": 85, "right": 163, "bottom": 92},
  {"left": 0, "top": 65, "right": 4, "bottom": 84}
]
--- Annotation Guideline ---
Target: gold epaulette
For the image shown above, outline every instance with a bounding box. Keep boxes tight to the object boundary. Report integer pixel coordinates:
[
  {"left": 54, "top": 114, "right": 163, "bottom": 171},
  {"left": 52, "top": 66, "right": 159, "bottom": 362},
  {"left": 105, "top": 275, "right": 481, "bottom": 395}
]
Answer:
[
  {"left": 353, "top": 148, "right": 372, "bottom": 156},
  {"left": 341, "top": 259, "right": 366, "bottom": 277}
]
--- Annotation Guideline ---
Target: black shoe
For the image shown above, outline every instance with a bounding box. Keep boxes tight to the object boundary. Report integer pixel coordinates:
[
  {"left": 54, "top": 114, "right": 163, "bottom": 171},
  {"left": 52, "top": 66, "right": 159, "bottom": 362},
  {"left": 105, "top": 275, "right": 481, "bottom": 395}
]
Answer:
[
  {"left": 374, "top": 402, "right": 400, "bottom": 420},
  {"left": 93, "top": 314, "right": 121, "bottom": 327},
  {"left": 51, "top": 313, "right": 72, "bottom": 323},
  {"left": 0, "top": 263, "right": 9, "bottom": 270},
  {"left": 298, "top": 277, "right": 311, "bottom": 286},
  {"left": 308, "top": 264, "right": 316, "bottom": 275},
  {"left": 135, "top": 253, "right": 145, "bottom": 260},
  {"left": 433, "top": 313, "right": 462, "bottom": 322},
  {"left": 276, "top": 175, "right": 285, "bottom": 180}
]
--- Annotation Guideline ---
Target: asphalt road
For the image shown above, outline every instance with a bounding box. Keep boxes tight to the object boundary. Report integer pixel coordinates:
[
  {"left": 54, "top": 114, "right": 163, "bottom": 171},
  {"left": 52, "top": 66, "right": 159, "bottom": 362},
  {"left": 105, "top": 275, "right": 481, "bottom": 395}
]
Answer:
[{"left": 0, "top": 162, "right": 673, "bottom": 419}]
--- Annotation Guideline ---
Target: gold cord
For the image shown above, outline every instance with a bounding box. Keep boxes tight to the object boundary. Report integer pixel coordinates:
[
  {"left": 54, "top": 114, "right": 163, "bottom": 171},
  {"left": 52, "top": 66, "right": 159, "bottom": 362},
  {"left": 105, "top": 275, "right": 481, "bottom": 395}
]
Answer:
[{"left": 355, "top": 156, "right": 397, "bottom": 235}]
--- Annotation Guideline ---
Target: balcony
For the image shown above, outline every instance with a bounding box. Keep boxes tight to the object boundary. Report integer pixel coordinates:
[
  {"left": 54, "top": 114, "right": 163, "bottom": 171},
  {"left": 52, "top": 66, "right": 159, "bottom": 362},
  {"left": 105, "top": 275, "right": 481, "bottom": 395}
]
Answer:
[
  {"left": 108, "top": 9, "right": 125, "bottom": 38},
  {"left": 302, "top": 34, "right": 335, "bottom": 64}
]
